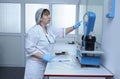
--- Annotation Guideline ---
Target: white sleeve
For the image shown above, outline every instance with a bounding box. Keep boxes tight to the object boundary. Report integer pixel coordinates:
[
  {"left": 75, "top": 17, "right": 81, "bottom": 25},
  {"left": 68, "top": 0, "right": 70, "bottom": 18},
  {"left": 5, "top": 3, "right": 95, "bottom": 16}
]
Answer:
[
  {"left": 25, "top": 30, "right": 42, "bottom": 56},
  {"left": 48, "top": 26, "right": 66, "bottom": 38}
]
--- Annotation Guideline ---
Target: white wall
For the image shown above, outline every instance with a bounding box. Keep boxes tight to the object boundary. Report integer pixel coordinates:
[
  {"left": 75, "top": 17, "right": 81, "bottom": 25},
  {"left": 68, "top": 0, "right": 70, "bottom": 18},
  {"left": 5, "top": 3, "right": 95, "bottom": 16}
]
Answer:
[
  {"left": 0, "top": 36, "right": 25, "bottom": 67},
  {"left": 102, "top": 0, "right": 120, "bottom": 79}
]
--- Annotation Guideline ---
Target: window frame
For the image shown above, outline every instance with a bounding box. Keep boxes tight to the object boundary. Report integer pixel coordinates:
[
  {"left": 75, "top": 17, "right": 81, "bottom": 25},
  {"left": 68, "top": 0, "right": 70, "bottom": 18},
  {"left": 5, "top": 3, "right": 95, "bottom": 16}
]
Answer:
[{"left": 0, "top": 0, "right": 80, "bottom": 42}]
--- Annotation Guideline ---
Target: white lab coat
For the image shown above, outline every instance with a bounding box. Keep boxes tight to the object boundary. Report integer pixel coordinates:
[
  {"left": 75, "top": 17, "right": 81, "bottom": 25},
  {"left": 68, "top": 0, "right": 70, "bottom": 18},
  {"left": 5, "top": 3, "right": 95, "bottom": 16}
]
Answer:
[{"left": 24, "top": 25, "right": 65, "bottom": 79}]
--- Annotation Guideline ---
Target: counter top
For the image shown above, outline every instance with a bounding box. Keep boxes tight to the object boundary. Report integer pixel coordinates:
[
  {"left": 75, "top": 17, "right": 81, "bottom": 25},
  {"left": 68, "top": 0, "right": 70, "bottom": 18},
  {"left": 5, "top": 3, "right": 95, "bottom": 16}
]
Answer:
[{"left": 44, "top": 43, "right": 113, "bottom": 78}]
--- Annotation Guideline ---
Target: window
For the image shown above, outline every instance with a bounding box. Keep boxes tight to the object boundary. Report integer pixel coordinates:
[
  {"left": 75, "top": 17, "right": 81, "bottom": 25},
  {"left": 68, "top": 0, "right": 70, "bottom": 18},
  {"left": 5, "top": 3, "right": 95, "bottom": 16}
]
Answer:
[
  {"left": 52, "top": 4, "right": 76, "bottom": 34},
  {"left": 0, "top": 3, "right": 21, "bottom": 33}
]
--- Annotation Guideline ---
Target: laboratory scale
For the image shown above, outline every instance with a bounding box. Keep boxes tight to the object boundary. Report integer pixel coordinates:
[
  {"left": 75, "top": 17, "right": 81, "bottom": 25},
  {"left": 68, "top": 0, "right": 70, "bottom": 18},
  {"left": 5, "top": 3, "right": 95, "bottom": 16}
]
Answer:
[{"left": 77, "top": 11, "right": 103, "bottom": 67}]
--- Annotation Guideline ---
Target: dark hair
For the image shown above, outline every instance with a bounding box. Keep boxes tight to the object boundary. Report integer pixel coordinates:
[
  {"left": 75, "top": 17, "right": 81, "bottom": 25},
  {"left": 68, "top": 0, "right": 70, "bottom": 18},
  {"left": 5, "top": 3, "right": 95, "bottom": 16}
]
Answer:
[{"left": 41, "top": 9, "right": 50, "bottom": 17}]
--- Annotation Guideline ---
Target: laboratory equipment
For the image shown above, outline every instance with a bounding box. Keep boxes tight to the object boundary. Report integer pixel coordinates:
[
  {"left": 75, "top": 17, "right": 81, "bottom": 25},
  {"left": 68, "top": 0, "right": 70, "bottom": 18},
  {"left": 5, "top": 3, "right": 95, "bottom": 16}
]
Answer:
[
  {"left": 77, "top": 48, "right": 103, "bottom": 67},
  {"left": 82, "top": 11, "right": 96, "bottom": 50},
  {"left": 77, "top": 11, "right": 103, "bottom": 67}
]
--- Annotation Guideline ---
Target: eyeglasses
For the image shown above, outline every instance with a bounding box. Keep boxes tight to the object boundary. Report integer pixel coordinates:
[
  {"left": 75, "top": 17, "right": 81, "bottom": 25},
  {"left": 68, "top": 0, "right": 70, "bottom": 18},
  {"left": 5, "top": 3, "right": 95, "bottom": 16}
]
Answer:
[{"left": 45, "top": 33, "right": 56, "bottom": 44}]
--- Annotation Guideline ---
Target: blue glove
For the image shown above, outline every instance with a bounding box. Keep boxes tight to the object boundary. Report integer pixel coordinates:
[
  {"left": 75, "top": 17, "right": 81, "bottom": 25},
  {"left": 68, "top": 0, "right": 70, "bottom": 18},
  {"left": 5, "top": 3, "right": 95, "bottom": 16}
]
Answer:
[
  {"left": 73, "top": 21, "right": 82, "bottom": 29},
  {"left": 43, "top": 54, "right": 54, "bottom": 62}
]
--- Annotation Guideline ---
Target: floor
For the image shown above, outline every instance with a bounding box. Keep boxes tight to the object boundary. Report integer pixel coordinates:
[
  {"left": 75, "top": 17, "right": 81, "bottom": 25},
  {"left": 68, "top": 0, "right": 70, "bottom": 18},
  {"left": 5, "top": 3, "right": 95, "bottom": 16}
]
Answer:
[{"left": 0, "top": 67, "right": 25, "bottom": 79}]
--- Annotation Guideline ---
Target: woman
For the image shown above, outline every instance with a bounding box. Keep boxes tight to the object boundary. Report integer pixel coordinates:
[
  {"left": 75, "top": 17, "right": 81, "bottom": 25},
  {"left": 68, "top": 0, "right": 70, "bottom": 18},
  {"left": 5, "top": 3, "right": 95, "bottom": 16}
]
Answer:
[{"left": 24, "top": 8, "right": 81, "bottom": 79}]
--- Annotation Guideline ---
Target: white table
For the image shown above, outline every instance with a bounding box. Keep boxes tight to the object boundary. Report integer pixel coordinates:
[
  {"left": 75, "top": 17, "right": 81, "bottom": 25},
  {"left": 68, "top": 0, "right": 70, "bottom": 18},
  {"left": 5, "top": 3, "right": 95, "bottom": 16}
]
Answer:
[{"left": 44, "top": 43, "right": 113, "bottom": 79}]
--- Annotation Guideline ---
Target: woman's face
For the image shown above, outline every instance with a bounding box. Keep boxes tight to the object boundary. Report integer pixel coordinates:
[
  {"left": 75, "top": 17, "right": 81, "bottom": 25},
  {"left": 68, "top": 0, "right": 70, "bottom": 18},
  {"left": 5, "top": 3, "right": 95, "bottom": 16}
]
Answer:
[
  {"left": 40, "top": 9, "right": 51, "bottom": 26},
  {"left": 41, "top": 14, "right": 51, "bottom": 25}
]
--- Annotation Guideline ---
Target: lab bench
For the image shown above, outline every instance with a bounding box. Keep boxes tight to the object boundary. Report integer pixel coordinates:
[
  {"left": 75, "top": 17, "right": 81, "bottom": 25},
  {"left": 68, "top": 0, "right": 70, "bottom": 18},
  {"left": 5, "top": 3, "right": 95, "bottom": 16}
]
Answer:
[{"left": 44, "top": 43, "right": 113, "bottom": 79}]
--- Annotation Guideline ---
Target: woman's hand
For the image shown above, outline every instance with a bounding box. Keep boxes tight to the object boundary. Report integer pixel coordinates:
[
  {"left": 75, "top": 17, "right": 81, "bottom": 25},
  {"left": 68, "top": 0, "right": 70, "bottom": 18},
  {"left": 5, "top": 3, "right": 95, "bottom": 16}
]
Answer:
[
  {"left": 73, "top": 21, "right": 82, "bottom": 29},
  {"left": 43, "top": 54, "right": 54, "bottom": 62}
]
